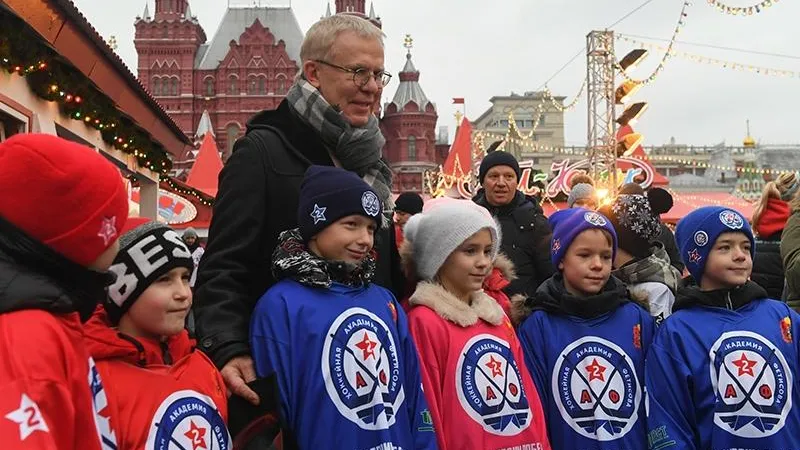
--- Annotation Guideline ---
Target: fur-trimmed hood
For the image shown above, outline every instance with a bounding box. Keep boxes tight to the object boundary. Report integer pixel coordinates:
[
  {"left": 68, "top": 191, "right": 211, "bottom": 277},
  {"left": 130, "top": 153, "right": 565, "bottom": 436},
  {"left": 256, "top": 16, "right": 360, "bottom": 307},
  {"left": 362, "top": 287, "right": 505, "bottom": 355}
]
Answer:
[
  {"left": 510, "top": 275, "right": 649, "bottom": 327},
  {"left": 491, "top": 253, "right": 516, "bottom": 281},
  {"left": 409, "top": 281, "right": 505, "bottom": 328}
]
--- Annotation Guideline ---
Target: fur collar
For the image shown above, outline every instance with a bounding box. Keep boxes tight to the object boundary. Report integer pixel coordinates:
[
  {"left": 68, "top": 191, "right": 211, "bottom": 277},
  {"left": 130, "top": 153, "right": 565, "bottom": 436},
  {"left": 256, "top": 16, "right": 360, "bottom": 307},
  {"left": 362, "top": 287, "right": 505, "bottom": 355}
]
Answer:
[{"left": 409, "top": 281, "right": 505, "bottom": 327}]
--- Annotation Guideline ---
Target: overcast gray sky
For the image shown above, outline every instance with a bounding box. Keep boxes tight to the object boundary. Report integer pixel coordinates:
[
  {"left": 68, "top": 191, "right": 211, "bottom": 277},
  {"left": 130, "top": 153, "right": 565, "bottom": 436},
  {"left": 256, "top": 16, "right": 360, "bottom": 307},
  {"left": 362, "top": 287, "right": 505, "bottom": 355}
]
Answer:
[{"left": 70, "top": 0, "right": 800, "bottom": 146}]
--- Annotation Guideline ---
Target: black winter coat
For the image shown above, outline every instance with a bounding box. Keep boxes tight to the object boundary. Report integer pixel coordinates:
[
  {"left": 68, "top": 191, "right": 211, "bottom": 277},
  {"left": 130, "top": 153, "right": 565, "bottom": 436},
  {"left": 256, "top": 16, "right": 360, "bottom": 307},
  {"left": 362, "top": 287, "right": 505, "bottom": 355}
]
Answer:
[
  {"left": 753, "top": 235, "right": 784, "bottom": 300},
  {"left": 473, "top": 190, "right": 554, "bottom": 296},
  {"left": 193, "top": 100, "right": 403, "bottom": 369}
]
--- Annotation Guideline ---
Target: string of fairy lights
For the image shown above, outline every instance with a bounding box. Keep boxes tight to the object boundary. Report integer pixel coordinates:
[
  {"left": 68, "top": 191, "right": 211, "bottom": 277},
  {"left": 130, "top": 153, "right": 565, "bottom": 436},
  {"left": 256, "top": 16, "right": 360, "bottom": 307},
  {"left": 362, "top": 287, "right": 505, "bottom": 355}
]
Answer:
[
  {"left": 617, "top": 34, "right": 800, "bottom": 78},
  {"left": 613, "top": 0, "right": 691, "bottom": 85},
  {"left": 468, "top": 131, "right": 800, "bottom": 178},
  {"left": 707, "top": 0, "right": 780, "bottom": 16},
  {"left": 543, "top": 79, "right": 587, "bottom": 112}
]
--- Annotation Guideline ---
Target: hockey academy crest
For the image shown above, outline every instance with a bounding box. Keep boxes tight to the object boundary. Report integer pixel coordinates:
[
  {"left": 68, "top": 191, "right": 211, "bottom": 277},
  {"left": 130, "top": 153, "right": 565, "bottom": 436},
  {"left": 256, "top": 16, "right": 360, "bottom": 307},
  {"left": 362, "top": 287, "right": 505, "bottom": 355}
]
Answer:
[
  {"left": 322, "top": 307, "right": 405, "bottom": 430},
  {"left": 552, "top": 336, "right": 641, "bottom": 441},
  {"left": 719, "top": 210, "right": 745, "bottom": 230},
  {"left": 584, "top": 211, "right": 608, "bottom": 227},
  {"left": 145, "top": 390, "right": 231, "bottom": 450},
  {"left": 709, "top": 331, "right": 793, "bottom": 438},
  {"left": 456, "top": 334, "right": 532, "bottom": 436},
  {"left": 362, "top": 191, "right": 381, "bottom": 217}
]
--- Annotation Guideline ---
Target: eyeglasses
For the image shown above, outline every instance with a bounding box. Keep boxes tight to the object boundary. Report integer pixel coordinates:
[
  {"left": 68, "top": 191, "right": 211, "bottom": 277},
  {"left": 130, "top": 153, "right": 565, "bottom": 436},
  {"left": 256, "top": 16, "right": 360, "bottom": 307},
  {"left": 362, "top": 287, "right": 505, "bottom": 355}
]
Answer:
[{"left": 314, "top": 59, "right": 392, "bottom": 87}]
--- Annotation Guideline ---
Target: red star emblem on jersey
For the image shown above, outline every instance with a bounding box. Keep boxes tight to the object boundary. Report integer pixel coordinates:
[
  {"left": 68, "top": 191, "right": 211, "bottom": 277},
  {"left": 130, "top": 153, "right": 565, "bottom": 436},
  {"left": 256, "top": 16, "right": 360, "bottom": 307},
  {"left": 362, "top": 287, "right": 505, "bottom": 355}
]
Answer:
[
  {"left": 97, "top": 216, "right": 118, "bottom": 246},
  {"left": 586, "top": 358, "right": 607, "bottom": 382},
  {"left": 688, "top": 248, "right": 702, "bottom": 264},
  {"left": 732, "top": 352, "right": 758, "bottom": 377},
  {"left": 183, "top": 420, "right": 207, "bottom": 450},
  {"left": 485, "top": 355, "right": 504, "bottom": 377},
  {"left": 355, "top": 332, "right": 377, "bottom": 360}
]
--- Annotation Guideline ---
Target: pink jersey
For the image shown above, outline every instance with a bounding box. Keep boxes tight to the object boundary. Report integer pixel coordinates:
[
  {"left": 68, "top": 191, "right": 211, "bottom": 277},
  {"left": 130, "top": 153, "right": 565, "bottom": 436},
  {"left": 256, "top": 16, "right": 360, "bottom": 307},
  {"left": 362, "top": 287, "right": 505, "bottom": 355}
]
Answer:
[{"left": 407, "top": 282, "right": 551, "bottom": 450}]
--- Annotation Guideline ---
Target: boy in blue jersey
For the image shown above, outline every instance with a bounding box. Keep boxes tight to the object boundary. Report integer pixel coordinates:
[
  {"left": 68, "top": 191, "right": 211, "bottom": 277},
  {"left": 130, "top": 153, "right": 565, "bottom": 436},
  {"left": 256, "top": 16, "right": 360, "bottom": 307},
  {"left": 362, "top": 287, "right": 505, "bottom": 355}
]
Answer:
[
  {"left": 646, "top": 206, "right": 800, "bottom": 450},
  {"left": 515, "top": 208, "right": 655, "bottom": 450},
  {"left": 250, "top": 165, "right": 437, "bottom": 450}
]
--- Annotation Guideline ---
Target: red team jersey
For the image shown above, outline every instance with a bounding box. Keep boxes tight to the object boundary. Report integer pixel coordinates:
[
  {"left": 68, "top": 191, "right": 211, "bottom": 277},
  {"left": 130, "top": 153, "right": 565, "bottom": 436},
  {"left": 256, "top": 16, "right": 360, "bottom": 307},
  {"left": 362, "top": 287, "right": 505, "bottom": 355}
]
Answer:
[
  {"left": 83, "top": 309, "right": 231, "bottom": 450},
  {"left": 407, "top": 284, "right": 551, "bottom": 450},
  {"left": 0, "top": 310, "right": 115, "bottom": 450}
]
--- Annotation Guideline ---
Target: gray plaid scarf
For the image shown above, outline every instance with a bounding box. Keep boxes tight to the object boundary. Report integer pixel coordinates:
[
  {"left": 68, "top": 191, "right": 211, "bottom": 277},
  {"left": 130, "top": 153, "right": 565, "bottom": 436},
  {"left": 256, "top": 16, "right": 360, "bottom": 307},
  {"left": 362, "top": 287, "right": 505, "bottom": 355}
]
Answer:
[
  {"left": 286, "top": 80, "right": 394, "bottom": 216},
  {"left": 613, "top": 243, "right": 682, "bottom": 295}
]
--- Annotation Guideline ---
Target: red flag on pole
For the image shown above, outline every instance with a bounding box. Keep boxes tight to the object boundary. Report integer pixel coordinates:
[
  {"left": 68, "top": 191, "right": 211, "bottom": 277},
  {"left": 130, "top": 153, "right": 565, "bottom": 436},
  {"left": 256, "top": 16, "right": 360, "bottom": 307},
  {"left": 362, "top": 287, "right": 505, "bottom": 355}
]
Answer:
[{"left": 452, "top": 97, "right": 465, "bottom": 104}]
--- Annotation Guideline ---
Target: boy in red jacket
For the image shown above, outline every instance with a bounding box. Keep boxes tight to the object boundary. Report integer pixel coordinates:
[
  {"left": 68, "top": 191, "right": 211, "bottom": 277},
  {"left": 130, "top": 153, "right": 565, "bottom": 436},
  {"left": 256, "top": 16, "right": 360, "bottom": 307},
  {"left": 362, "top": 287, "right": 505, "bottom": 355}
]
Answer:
[
  {"left": 84, "top": 218, "right": 231, "bottom": 449},
  {"left": 0, "top": 134, "right": 127, "bottom": 449}
]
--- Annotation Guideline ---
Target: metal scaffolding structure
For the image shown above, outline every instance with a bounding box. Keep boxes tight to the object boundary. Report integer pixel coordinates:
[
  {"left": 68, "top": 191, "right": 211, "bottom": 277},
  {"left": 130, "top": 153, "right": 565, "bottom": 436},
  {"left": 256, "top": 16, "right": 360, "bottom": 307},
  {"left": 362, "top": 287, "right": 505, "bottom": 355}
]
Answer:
[{"left": 586, "top": 30, "right": 618, "bottom": 193}]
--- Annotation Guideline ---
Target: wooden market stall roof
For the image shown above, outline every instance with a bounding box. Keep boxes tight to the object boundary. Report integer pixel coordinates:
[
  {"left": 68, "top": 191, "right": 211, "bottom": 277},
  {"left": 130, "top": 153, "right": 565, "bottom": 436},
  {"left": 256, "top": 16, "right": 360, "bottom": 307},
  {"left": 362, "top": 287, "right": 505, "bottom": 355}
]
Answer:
[{"left": 2, "top": 0, "right": 191, "bottom": 157}]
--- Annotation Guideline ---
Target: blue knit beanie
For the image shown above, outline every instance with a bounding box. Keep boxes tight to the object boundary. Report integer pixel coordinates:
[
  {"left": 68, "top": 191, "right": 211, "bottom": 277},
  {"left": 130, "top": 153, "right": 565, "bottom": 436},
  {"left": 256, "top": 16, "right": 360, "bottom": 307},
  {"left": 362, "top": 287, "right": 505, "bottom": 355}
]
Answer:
[
  {"left": 297, "top": 166, "right": 383, "bottom": 241},
  {"left": 550, "top": 208, "right": 617, "bottom": 268},
  {"left": 674, "top": 206, "right": 755, "bottom": 283}
]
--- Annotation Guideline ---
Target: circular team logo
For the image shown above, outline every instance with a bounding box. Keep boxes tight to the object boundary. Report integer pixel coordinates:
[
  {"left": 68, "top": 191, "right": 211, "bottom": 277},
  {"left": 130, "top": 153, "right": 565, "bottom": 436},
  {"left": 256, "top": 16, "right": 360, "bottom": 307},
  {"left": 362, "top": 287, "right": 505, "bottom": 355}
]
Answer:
[
  {"left": 321, "top": 307, "right": 405, "bottom": 430},
  {"left": 584, "top": 211, "right": 608, "bottom": 227},
  {"left": 145, "top": 390, "right": 231, "bottom": 450},
  {"left": 719, "top": 210, "right": 745, "bottom": 230},
  {"left": 709, "top": 331, "right": 793, "bottom": 438},
  {"left": 552, "top": 336, "right": 641, "bottom": 441},
  {"left": 362, "top": 191, "right": 381, "bottom": 217},
  {"left": 456, "top": 334, "right": 532, "bottom": 436},
  {"left": 694, "top": 231, "right": 709, "bottom": 247}
]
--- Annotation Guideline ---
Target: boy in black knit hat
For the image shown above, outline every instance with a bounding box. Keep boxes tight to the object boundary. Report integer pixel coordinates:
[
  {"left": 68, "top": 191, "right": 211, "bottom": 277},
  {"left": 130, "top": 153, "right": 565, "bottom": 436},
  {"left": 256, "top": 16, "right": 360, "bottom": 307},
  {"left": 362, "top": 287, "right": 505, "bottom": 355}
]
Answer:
[
  {"left": 83, "top": 218, "right": 231, "bottom": 449},
  {"left": 393, "top": 191, "right": 424, "bottom": 249},
  {"left": 600, "top": 192, "right": 682, "bottom": 322}
]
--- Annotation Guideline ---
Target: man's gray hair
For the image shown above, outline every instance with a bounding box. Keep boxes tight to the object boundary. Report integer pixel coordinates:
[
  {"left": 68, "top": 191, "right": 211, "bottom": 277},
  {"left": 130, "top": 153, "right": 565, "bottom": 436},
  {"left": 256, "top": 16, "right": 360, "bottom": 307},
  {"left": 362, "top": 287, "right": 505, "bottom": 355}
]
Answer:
[{"left": 297, "top": 15, "right": 384, "bottom": 80}]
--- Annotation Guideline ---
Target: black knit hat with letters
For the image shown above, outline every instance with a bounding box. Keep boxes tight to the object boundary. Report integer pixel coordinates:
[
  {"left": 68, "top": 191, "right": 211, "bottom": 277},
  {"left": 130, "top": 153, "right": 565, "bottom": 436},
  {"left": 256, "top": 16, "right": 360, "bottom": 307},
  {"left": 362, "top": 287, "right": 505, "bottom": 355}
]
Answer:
[{"left": 104, "top": 219, "right": 194, "bottom": 324}]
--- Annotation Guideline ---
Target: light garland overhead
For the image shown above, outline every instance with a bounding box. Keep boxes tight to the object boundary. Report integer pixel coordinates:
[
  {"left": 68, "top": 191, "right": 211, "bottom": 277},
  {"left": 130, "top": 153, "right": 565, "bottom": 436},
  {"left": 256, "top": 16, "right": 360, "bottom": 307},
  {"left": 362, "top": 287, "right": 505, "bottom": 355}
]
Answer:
[
  {"left": 615, "top": 0, "right": 691, "bottom": 85},
  {"left": 543, "top": 79, "right": 586, "bottom": 112},
  {"left": 707, "top": 0, "right": 779, "bottom": 15},
  {"left": 617, "top": 34, "right": 800, "bottom": 78},
  {"left": 489, "top": 82, "right": 586, "bottom": 151},
  {"left": 473, "top": 132, "right": 800, "bottom": 177}
]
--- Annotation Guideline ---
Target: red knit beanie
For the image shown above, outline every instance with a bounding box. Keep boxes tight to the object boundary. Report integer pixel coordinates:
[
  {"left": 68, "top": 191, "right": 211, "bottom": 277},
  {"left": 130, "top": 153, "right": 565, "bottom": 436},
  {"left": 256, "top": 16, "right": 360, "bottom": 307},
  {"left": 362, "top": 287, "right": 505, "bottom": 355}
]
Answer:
[
  {"left": 0, "top": 134, "right": 129, "bottom": 266},
  {"left": 755, "top": 197, "right": 790, "bottom": 239}
]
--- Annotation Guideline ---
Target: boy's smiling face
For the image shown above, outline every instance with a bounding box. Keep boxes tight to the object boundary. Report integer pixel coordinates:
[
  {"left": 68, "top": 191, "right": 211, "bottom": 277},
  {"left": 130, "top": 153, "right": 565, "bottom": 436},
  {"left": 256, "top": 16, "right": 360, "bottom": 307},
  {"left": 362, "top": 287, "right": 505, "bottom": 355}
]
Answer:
[
  {"left": 308, "top": 214, "right": 376, "bottom": 264},
  {"left": 701, "top": 232, "right": 752, "bottom": 291}
]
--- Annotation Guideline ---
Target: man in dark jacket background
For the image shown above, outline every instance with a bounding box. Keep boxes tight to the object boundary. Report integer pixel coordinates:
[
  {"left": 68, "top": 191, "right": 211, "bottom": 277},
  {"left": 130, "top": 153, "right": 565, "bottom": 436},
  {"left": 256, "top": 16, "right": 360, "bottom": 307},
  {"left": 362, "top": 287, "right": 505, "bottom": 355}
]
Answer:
[
  {"left": 193, "top": 15, "right": 401, "bottom": 406},
  {"left": 473, "top": 144, "right": 554, "bottom": 296}
]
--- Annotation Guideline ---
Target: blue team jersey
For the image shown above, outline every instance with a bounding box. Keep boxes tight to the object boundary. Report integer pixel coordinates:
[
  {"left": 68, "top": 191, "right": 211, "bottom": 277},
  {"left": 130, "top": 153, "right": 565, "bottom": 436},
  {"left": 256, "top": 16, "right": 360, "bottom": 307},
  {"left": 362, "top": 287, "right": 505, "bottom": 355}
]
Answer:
[
  {"left": 518, "top": 302, "right": 655, "bottom": 450},
  {"left": 646, "top": 298, "right": 800, "bottom": 450},
  {"left": 250, "top": 279, "right": 437, "bottom": 450}
]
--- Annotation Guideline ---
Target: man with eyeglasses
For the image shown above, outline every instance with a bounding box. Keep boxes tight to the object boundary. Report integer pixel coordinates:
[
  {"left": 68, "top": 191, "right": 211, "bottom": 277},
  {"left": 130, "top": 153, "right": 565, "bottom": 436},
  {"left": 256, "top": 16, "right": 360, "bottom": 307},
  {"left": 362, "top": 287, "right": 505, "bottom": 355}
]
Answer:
[{"left": 193, "top": 14, "right": 404, "bottom": 417}]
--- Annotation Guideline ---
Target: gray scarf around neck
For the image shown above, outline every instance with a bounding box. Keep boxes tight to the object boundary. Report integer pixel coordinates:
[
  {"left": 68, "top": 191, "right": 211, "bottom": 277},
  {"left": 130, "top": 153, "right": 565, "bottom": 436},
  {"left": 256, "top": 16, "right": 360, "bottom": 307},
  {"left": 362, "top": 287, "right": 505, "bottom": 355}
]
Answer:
[{"left": 286, "top": 79, "right": 395, "bottom": 215}]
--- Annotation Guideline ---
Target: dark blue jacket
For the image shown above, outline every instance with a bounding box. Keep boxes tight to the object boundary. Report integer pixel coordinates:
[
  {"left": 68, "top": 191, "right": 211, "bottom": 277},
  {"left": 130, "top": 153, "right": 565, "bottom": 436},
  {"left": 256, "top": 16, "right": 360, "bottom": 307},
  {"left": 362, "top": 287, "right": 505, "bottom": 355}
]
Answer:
[
  {"left": 646, "top": 282, "right": 800, "bottom": 450},
  {"left": 251, "top": 279, "right": 437, "bottom": 450},
  {"left": 516, "top": 276, "right": 655, "bottom": 450}
]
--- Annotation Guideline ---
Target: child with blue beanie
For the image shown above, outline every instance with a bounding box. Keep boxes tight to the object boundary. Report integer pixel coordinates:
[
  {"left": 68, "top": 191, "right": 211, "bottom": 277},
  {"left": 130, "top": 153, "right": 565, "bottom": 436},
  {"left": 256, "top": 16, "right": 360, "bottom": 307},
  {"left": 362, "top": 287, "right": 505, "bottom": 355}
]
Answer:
[
  {"left": 250, "top": 166, "right": 436, "bottom": 450},
  {"left": 646, "top": 206, "right": 800, "bottom": 450},
  {"left": 515, "top": 208, "right": 654, "bottom": 450}
]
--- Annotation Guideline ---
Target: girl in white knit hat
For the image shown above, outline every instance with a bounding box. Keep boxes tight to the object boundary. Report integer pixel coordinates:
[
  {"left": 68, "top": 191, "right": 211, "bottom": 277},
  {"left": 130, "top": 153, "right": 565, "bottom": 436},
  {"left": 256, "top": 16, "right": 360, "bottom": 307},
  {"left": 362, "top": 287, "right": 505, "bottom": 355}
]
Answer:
[{"left": 401, "top": 199, "right": 551, "bottom": 450}]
